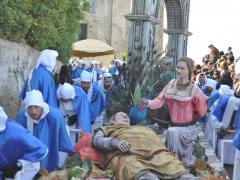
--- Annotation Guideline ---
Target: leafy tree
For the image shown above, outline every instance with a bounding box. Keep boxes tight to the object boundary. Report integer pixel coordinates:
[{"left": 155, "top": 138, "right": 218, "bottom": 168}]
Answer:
[{"left": 0, "top": 0, "right": 90, "bottom": 62}]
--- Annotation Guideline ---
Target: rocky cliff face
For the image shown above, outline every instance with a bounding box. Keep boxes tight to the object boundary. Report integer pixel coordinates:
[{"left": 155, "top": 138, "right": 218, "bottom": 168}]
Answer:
[{"left": 0, "top": 39, "right": 39, "bottom": 118}]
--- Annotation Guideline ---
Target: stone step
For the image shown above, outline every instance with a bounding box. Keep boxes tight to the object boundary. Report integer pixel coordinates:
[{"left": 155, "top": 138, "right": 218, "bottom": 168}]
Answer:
[{"left": 158, "top": 125, "right": 230, "bottom": 180}]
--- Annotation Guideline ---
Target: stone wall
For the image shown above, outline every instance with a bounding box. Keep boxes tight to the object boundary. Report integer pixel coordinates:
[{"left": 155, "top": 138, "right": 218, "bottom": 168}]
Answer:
[
  {"left": 0, "top": 39, "right": 39, "bottom": 118},
  {"left": 111, "top": 0, "right": 131, "bottom": 54},
  {"left": 85, "top": 0, "right": 113, "bottom": 45},
  {"left": 82, "top": 0, "right": 164, "bottom": 58},
  {"left": 82, "top": 0, "right": 132, "bottom": 56},
  {"left": 0, "top": 39, "right": 62, "bottom": 119}
]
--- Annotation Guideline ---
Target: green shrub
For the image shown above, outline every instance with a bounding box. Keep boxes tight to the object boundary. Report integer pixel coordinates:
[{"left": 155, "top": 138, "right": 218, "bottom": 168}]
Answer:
[{"left": 0, "top": 0, "right": 90, "bottom": 62}]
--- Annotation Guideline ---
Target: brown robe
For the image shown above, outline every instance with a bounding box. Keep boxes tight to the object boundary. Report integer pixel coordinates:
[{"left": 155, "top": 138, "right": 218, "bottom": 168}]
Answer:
[{"left": 99, "top": 125, "right": 187, "bottom": 180}]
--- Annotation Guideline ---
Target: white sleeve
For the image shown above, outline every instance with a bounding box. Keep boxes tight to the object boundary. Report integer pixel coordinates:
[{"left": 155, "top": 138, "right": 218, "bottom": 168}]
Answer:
[
  {"left": 222, "top": 97, "right": 237, "bottom": 129},
  {"left": 14, "top": 160, "right": 40, "bottom": 180},
  {"left": 210, "top": 114, "right": 222, "bottom": 129}
]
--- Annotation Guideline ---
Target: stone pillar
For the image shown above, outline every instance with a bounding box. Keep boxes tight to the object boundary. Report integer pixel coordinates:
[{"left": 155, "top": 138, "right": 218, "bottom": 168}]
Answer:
[
  {"left": 164, "top": 0, "right": 191, "bottom": 69},
  {"left": 164, "top": 29, "right": 192, "bottom": 68},
  {"left": 125, "top": 0, "right": 161, "bottom": 94}
]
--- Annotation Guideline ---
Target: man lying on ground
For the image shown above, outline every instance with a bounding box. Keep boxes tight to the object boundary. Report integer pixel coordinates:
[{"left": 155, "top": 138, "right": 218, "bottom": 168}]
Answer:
[{"left": 92, "top": 112, "right": 197, "bottom": 180}]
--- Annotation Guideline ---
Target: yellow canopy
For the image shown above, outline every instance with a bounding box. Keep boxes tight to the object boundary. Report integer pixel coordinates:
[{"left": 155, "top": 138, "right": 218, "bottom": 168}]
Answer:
[
  {"left": 71, "top": 39, "right": 115, "bottom": 57},
  {"left": 71, "top": 39, "right": 115, "bottom": 66}
]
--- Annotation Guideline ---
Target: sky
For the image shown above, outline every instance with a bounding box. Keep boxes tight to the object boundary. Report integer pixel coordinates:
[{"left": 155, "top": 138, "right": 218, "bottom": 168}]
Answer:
[{"left": 187, "top": 0, "right": 240, "bottom": 64}]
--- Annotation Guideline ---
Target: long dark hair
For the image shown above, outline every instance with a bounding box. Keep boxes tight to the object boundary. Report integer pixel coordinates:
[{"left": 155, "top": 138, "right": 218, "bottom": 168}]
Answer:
[
  {"left": 56, "top": 65, "right": 73, "bottom": 85},
  {"left": 216, "top": 71, "right": 233, "bottom": 89},
  {"left": 177, "top": 57, "right": 195, "bottom": 81}
]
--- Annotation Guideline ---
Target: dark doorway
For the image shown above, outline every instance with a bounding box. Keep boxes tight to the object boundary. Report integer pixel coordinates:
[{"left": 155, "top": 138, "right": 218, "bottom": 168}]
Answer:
[{"left": 79, "top": 23, "right": 88, "bottom": 40}]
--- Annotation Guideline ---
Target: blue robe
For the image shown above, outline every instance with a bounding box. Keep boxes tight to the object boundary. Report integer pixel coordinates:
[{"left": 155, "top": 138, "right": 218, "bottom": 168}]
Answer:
[
  {"left": 207, "top": 91, "right": 219, "bottom": 108},
  {"left": 197, "top": 82, "right": 206, "bottom": 94},
  {"left": 89, "top": 83, "right": 105, "bottom": 120},
  {"left": 213, "top": 96, "right": 231, "bottom": 122},
  {"left": 72, "top": 86, "right": 94, "bottom": 132},
  {"left": 85, "top": 67, "right": 94, "bottom": 73},
  {"left": 85, "top": 67, "right": 99, "bottom": 81},
  {"left": 233, "top": 105, "right": 240, "bottom": 150},
  {"left": 234, "top": 105, "right": 240, "bottom": 131},
  {"left": 15, "top": 107, "right": 73, "bottom": 172},
  {"left": 71, "top": 67, "right": 84, "bottom": 79},
  {"left": 0, "top": 120, "right": 47, "bottom": 170},
  {"left": 213, "top": 96, "right": 236, "bottom": 154},
  {"left": 197, "top": 91, "right": 219, "bottom": 123},
  {"left": 109, "top": 66, "right": 118, "bottom": 75},
  {"left": 19, "top": 65, "right": 58, "bottom": 107}
]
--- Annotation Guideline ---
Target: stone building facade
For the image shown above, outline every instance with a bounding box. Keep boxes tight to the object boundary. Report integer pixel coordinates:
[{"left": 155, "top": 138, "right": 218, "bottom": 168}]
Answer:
[{"left": 80, "top": 0, "right": 164, "bottom": 57}]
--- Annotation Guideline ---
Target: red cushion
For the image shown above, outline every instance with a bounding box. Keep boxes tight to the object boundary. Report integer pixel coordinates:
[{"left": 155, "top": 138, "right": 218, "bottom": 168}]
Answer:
[{"left": 74, "top": 132, "right": 105, "bottom": 162}]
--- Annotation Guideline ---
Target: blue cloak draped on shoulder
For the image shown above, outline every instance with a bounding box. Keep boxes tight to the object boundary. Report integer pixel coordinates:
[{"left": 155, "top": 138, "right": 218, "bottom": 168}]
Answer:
[
  {"left": 90, "top": 83, "right": 105, "bottom": 120},
  {"left": 0, "top": 120, "right": 47, "bottom": 170},
  {"left": 207, "top": 91, "right": 219, "bottom": 108},
  {"left": 71, "top": 67, "right": 84, "bottom": 79},
  {"left": 85, "top": 67, "right": 93, "bottom": 73},
  {"left": 212, "top": 96, "right": 237, "bottom": 154},
  {"left": 109, "top": 66, "right": 118, "bottom": 75},
  {"left": 86, "top": 67, "right": 99, "bottom": 80},
  {"left": 197, "top": 91, "right": 220, "bottom": 123},
  {"left": 233, "top": 105, "right": 240, "bottom": 150},
  {"left": 234, "top": 105, "right": 240, "bottom": 131},
  {"left": 19, "top": 65, "right": 58, "bottom": 108},
  {"left": 213, "top": 96, "right": 230, "bottom": 122},
  {"left": 15, "top": 107, "right": 73, "bottom": 172},
  {"left": 72, "top": 86, "right": 94, "bottom": 132},
  {"left": 197, "top": 82, "right": 206, "bottom": 94}
]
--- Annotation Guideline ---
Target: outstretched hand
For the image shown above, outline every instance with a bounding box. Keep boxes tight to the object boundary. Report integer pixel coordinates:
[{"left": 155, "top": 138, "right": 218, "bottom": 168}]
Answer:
[
  {"left": 138, "top": 97, "right": 149, "bottom": 110},
  {"left": 117, "top": 140, "right": 130, "bottom": 153},
  {"left": 141, "top": 97, "right": 149, "bottom": 105}
]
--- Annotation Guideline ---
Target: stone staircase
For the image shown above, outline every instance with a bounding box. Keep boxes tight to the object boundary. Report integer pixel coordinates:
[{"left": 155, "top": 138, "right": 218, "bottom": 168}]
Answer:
[
  {"left": 157, "top": 124, "right": 230, "bottom": 180},
  {"left": 197, "top": 129, "right": 230, "bottom": 179}
]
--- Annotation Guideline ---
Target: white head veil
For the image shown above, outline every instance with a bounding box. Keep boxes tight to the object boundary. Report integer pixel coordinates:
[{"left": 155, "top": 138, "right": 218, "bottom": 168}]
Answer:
[
  {"left": 195, "top": 72, "right": 207, "bottom": 85},
  {"left": 57, "top": 83, "right": 76, "bottom": 100},
  {"left": 80, "top": 71, "right": 93, "bottom": 82},
  {"left": 24, "top": 90, "right": 49, "bottom": 120},
  {"left": 35, "top": 49, "right": 58, "bottom": 72},
  {"left": 205, "top": 78, "right": 217, "bottom": 90},
  {"left": 219, "top": 85, "right": 234, "bottom": 97},
  {"left": 28, "top": 49, "right": 58, "bottom": 91}
]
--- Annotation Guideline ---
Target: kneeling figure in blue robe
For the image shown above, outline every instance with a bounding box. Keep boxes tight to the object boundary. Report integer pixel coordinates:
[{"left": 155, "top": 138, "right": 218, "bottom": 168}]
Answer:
[
  {"left": 16, "top": 90, "right": 74, "bottom": 172},
  {"left": 0, "top": 106, "right": 47, "bottom": 179}
]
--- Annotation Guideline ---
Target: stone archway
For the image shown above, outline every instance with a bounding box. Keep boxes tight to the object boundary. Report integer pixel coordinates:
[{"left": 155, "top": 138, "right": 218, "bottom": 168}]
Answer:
[
  {"left": 111, "top": 0, "right": 192, "bottom": 126},
  {"left": 164, "top": 0, "right": 191, "bottom": 68},
  {"left": 125, "top": 0, "right": 191, "bottom": 95}
]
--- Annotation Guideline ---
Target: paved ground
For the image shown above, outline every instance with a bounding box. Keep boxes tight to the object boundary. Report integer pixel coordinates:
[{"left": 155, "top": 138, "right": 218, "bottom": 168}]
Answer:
[
  {"left": 197, "top": 129, "right": 230, "bottom": 179},
  {"left": 155, "top": 124, "right": 231, "bottom": 179},
  {"left": 224, "top": 165, "right": 233, "bottom": 180}
]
